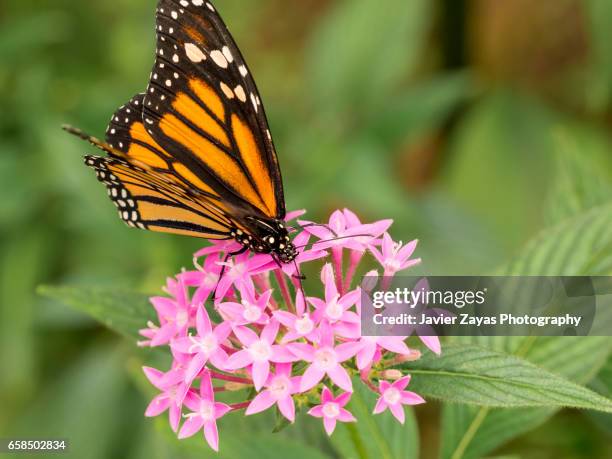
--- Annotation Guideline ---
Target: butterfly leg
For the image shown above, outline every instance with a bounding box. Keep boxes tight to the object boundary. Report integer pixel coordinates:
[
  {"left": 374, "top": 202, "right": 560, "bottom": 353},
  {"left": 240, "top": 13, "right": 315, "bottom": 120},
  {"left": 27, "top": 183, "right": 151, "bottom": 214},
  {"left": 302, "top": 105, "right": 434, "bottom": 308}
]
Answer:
[{"left": 213, "top": 245, "right": 249, "bottom": 303}]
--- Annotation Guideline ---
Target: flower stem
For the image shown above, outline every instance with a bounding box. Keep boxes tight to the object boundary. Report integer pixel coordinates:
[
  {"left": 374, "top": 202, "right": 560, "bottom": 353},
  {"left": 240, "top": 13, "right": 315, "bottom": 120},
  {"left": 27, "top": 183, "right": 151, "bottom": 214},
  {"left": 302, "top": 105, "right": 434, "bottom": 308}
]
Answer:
[
  {"left": 274, "top": 269, "right": 294, "bottom": 313},
  {"left": 229, "top": 401, "right": 251, "bottom": 411},
  {"left": 343, "top": 250, "right": 364, "bottom": 292},
  {"left": 361, "top": 374, "right": 379, "bottom": 394},
  {"left": 210, "top": 371, "right": 251, "bottom": 384},
  {"left": 331, "top": 247, "right": 344, "bottom": 295}
]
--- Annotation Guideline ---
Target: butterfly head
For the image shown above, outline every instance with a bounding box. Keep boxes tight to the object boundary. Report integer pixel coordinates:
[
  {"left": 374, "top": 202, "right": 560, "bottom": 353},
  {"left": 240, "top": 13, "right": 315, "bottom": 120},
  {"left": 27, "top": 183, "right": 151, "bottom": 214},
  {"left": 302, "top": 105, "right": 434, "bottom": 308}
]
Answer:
[{"left": 237, "top": 218, "right": 297, "bottom": 263}]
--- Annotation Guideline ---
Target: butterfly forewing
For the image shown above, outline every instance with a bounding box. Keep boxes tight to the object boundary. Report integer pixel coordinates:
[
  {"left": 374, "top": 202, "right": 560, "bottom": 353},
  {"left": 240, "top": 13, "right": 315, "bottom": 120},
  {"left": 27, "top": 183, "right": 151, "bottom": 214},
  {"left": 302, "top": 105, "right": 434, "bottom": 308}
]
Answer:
[{"left": 141, "top": 0, "right": 285, "bottom": 221}]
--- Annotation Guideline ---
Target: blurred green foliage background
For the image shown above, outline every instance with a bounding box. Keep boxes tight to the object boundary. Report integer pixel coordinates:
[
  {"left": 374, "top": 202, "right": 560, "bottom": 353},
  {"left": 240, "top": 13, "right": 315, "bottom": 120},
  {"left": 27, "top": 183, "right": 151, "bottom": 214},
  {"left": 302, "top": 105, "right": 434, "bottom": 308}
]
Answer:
[{"left": 1, "top": 0, "right": 611, "bottom": 458}]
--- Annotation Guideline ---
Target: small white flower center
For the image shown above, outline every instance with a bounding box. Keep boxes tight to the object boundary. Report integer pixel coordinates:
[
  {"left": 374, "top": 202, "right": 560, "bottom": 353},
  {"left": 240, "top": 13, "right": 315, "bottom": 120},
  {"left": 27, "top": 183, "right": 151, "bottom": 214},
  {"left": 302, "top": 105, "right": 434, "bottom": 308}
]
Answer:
[
  {"left": 322, "top": 402, "right": 340, "bottom": 418},
  {"left": 242, "top": 302, "right": 261, "bottom": 322},
  {"left": 229, "top": 262, "right": 247, "bottom": 279},
  {"left": 175, "top": 309, "right": 188, "bottom": 327},
  {"left": 295, "top": 315, "right": 314, "bottom": 334},
  {"left": 203, "top": 272, "right": 218, "bottom": 289},
  {"left": 384, "top": 258, "right": 402, "bottom": 272},
  {"left": 269, "top": 375, "right": 290, "bottom": 399},
  {"left": 325, "top": 296, "right": 343, "bottom": 321},
  {"left": 383, "top": 387, "right": 401, "bottom": 405},
  {"left": 249, "top": 340, "right": 272, "bottom": 361},
  {"left": 190, "top": 333, "right": 217, "bottom": 354},
  {"left": 199, "top": 401, "right": 215, "bottom": 421},
  {"left": 314, "top": 348, "right": 337, "bottom": 370}
]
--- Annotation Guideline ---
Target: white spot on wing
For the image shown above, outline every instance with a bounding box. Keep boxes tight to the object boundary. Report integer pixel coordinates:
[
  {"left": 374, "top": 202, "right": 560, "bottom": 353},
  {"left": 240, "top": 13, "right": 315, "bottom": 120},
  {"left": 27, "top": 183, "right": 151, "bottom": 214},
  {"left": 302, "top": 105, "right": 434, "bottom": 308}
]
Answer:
[
  {"left": 210, "top": 50, "right": 228, "bottom": 68},
  {"left": 185, "top": 43, "right": 206, "bottom": 63},
  {"left": 234, "top": 85, "right": 246, "bottom": 102},
  {"left": 220, "top": 82, "right": 234, "bottom": 99},
  {"left": 222, "top": 46, "right": 234, "bottom": 63},
  {"left": 239, "top": 65, "right": 248, "bottom": 77}
]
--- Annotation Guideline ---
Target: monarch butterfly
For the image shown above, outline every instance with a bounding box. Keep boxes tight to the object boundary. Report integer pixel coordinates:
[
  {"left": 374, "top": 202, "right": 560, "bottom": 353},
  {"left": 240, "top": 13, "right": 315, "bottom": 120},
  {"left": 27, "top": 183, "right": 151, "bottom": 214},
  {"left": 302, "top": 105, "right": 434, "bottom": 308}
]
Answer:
[{"left": 65, "top": 0, "right": 297, "bottom": 264}]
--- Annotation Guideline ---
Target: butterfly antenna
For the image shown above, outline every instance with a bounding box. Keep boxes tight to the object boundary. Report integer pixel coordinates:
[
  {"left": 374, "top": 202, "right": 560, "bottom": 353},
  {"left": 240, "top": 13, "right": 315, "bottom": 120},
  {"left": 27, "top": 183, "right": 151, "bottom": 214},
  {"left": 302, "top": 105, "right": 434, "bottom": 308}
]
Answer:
[
  {"left": 293, "top": 233, "right": 375, "bottom": 250},
  {"left": 289, "top": 221, "right": 332, "bottom": 234},
  {"left": 62, "top": 124, "right": 126, "bottom": 157}
]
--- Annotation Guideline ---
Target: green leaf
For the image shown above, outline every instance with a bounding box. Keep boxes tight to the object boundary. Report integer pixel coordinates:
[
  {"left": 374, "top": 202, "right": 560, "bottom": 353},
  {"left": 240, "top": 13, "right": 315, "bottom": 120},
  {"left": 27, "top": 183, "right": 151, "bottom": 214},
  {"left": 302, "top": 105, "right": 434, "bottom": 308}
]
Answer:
[
  {"left": 329, "top": 379, "right": 419, "bottom": 459},
  {"left": 501, "top": 202, "right": 612, "bottom": 276},
  {"left": 544, "top": 128, "right": 612, "bottom": 225},
  {"left": 440, "top": 202, "right": 612, "bottom": 458},
  {"left": 37, "top": 285, "right": 156, "bottom": 341},
  {"left": 441, "top": 337, "right": 612, "bottom": 459},
  {"left": 586, "top": 355, "right": 612, "bottom": 434},
  {"left": 400, "top": 344, "right": 612, "bottom": 411}
]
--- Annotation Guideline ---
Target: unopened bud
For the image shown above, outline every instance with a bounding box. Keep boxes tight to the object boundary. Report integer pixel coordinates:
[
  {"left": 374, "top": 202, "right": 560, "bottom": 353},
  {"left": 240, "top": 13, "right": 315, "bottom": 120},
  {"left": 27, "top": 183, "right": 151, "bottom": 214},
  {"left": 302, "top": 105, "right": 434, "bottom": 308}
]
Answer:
[
  {"left": 225, "top": 382, "right": 249, "bottom": 391},
  {"left": 381, "top": 369, "right": 403, "bottom": 380},
  {"left": 394, "top": 350, "right": 421, "bottom": 364},
  {"left": 361, "top": 270, "right": 379, "bottom": 292}
]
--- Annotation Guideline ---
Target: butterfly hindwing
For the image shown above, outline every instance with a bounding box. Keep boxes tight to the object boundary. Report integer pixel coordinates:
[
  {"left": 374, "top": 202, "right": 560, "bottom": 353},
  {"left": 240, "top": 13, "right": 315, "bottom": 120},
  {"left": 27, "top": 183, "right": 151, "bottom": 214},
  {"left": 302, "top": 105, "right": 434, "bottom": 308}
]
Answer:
[
  {"left": 141, "top": 0, "right": 284, "bottom": 220},
  {"left": 84, "top": 154, "right": 234, "bottom": 239}
]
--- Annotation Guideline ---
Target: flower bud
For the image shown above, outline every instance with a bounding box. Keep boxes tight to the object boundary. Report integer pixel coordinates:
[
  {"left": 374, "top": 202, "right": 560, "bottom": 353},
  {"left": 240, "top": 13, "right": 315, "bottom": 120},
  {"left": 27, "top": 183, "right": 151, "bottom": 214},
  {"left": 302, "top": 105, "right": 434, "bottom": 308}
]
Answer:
[
  {"left": 225, "top": 382, "right": 249, "bottom": 391},
  {"left": 361, "top": 270, "right": 379, "bottom": 292},
  {"left": 394, "top": 350, "right": 421, "bottom": 364},
  {"left": 381, "top": 369, "right": 403, "bottom": 380}
]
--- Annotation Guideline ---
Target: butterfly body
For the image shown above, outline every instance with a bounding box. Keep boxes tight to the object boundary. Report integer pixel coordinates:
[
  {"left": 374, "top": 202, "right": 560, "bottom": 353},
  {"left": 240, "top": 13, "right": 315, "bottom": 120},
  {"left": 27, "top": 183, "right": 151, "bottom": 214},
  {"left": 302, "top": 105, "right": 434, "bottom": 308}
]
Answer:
[
  {"left": 68, "top": 0, "right": 297, "bottom": 264},
  {"left": 232, "top": 217, "right": 297, "bottom": 262}
]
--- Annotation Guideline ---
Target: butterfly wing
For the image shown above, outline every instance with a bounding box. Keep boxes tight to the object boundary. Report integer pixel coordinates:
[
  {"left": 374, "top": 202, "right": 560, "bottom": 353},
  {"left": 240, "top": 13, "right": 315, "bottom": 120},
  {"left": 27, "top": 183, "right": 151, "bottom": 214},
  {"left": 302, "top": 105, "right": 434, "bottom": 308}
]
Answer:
[
  {"left": 85, "top": 154, "right": 235, "bottom": 239},
  {"left": 140, "top": 0, "right": 285, "bottom": 222}
]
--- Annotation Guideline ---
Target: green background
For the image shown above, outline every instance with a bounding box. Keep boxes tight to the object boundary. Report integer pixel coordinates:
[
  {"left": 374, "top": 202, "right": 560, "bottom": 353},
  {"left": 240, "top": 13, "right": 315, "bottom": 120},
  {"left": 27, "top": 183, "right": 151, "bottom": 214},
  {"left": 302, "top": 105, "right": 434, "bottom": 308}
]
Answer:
[{"left": 1, "top": 0, "right": 611, "bottom": 458}]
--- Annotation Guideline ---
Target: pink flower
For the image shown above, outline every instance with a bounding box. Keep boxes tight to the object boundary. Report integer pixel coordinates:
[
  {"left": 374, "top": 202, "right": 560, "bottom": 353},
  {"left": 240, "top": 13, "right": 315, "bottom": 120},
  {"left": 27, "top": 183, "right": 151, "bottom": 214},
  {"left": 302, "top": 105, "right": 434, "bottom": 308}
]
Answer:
[
  {"left": 214, "top": 251, "right": 271, "bottom": 300},
  {"left": 307, "top": 386, "right": 356, "bottom": 435},
  {"left": 139, "top": 277, "right": 193, "bottom": 346},
  {"left": 246, "top": 363, "right": 300, "bottom": 422},
  {"left": 309, "top": 264, "right": 360, "bottom": 337},
  {"left": 140, "top": 208, "right": 436, "bottom": 450},
  {"left": 218, "top": 283, "right": 271, "bottom": 325},
  {"left": 373, "top": 375, "right": 425, "bottom": 424},
  {"left": 302, "top": 208, "right": 391, "bottom": 251},
  {"left": 355, "top": 336, "right": 412, "bottom": 370},
  {"left": 179, "top": 370, "right": 231, "bottom": 451},
  {"left": 171, "top": 307, "right": 231, "bottom": 382},
  {"left": 274, "top": 309, "right": 318, "bottom": 343},
  {"left": 284, "top": 209, "right": 307, "bottom": 222},
  {"left": 181, "top": 253, "right": 223, "bottom": 306},
  {"left": 143, "top": 366, "right": 193, "bottom": 432},
  {"left": 225, "top": 321, "right": 296, "bottom": 390},
  {"left": 419, "top": 335, "right": 441, "bottom": 355},
  {"left": 289, "top": 321, "right": 361, "bottom": 392},
  {"left": 369, "top": 232, "right": 420, "bottom": 276}
]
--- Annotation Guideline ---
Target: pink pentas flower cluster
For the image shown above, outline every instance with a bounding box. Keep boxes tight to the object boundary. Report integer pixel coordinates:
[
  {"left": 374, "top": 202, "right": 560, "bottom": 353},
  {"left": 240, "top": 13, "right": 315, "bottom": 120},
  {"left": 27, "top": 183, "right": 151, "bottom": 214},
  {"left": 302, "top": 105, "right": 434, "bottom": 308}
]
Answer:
[{"left": 139, "top": 209, "right": 440, "bottom": 451}]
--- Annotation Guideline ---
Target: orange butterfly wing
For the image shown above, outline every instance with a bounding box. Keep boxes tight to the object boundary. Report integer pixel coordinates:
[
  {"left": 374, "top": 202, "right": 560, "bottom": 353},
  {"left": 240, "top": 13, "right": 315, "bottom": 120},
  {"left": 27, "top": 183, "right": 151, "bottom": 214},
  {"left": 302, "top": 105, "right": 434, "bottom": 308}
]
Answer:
[{"left": 140, "top": 0, "right": 285, "bottom": 220}]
